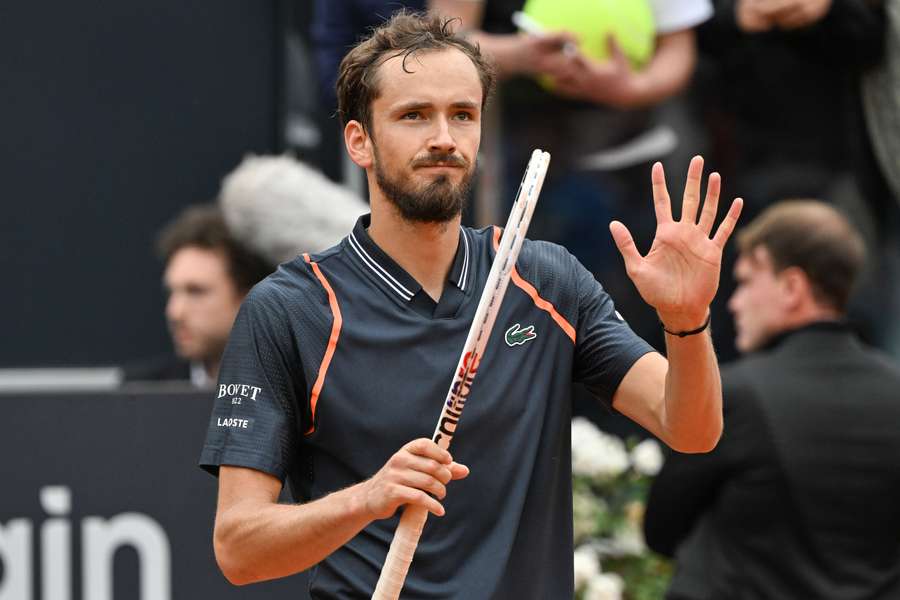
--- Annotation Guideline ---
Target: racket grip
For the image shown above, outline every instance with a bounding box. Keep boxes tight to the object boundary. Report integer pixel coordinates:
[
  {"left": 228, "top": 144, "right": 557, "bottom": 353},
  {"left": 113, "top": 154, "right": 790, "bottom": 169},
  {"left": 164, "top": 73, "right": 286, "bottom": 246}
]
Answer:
[{"left": 371, "top": 505, "right": 429, "bottom": 600}]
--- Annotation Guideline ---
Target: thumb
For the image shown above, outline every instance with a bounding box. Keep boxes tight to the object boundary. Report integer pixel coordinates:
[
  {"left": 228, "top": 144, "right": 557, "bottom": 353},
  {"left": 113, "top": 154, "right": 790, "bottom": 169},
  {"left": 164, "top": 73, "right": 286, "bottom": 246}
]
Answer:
[{"left": 609, "top": 221, "right": 642, "bottom": 272}]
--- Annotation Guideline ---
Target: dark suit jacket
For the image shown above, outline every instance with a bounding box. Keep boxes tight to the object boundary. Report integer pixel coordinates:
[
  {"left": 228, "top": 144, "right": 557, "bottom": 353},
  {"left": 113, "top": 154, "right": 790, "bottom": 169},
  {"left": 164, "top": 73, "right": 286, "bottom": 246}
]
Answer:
[{"left": 644, "top": 322, "right": 900, "bottom": 599}]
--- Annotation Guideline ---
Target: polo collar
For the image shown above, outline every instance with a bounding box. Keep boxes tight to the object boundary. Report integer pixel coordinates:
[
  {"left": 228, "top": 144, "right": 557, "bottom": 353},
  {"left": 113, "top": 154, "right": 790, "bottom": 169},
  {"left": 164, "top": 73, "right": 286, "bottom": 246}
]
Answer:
[{"left": 346, "top": 214, "right": 472, "bottom": 302}]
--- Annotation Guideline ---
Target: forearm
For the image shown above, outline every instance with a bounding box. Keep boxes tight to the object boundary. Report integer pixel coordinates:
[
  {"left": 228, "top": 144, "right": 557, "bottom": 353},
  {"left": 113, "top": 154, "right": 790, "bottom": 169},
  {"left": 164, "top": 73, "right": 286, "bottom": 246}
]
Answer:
[
  {"left": 625, "top": 30, "right": 698, "bottom": 107},
  {"left": 660, "top": 315, "right": 723, "bottom": 453},
  {"left": 215, "top": 484, "right": 372, "bottom": 585},
  {"left": 466, "top": 31, "right": 532, "bottom": 79}
]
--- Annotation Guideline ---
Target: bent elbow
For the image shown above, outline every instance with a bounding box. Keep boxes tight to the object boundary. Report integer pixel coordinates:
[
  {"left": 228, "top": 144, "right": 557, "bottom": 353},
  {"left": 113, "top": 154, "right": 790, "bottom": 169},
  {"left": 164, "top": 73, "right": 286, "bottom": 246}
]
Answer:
[
  {"left": 214, "top": 522, "right": 255, "bottom": 586},
  {"left": 667, "top": 421, "right": 722, "bottom": 454}
]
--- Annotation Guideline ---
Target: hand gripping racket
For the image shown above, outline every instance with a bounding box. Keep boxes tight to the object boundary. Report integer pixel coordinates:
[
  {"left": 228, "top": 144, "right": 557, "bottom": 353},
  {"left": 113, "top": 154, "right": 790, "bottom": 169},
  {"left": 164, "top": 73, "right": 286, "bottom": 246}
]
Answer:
[{"left": 371, "top": 149, "right": 551, "bottom": 600}]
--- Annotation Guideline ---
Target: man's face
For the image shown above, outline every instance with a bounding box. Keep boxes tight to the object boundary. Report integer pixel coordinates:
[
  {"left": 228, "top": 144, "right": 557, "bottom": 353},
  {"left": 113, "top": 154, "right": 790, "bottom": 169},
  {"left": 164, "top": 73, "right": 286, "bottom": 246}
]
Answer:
[
  {"left": 164, "top": 246, "right": 244, "bottom": 364},
  {"left": 367, "top": 48, "right": 482, "bottom": 223},
  {"left": 728, "top": 247, "right": 790, "bottom": 353}
]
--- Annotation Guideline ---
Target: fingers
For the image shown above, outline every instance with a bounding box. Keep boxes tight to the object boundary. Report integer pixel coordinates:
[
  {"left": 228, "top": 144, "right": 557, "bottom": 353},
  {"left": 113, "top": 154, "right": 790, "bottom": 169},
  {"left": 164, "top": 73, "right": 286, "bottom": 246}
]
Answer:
[
  {"left": 606, "top": 34, "right": 629, "bottom": 69},
  {"left": 369, "top": 439, "right": 470, "bottom": 519},
  {"left": 681, "top": 155, "right": 704, "bottom": 224},
  {"left": 609, "top": 221, "right": 642, "bottom": 275},
  {"left": 395, "top": 487, "right": 446, "bottom": 517},
  {"left": 651, "top": 162, "right": 673, "bottom": 223},
  {"left": 540, "top": 30, "right": 579, "bottom": 49},
  {"left": 404, "top": 438, "right": 452, "bottom": 464},
  {"left": 698, "top": 172, "right": 721, "bottom": 235},
  {"left": 713, "top": 197, "right": 744, "bottom": 249},
  {"left": 398, "top": 470, "right": 448, "bottom": 501},
  {"left": 449, "top": 462, "right": 470, "bottom": 480}
]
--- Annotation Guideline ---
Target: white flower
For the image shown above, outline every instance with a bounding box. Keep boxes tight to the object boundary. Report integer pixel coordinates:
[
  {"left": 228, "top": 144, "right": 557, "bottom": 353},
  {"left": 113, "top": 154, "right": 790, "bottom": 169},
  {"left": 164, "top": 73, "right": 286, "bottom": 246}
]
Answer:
[
  {"left": 630, "top": 438, "right": 664, "bottom": 476},
  {"left": 583, "top": 572, "right": 624, "bottom": 600},
  {"left": 573, "top": 488, "right": 604, "bottom": 543},
  {"left": 612, "top": 525, "right": 647, "bottom": 556},
  {"left": 572, "top": 417, "right": 629, "bottom": 479},
  {"left": 573, "top": 545, "right": 600, "bottom": 590}
]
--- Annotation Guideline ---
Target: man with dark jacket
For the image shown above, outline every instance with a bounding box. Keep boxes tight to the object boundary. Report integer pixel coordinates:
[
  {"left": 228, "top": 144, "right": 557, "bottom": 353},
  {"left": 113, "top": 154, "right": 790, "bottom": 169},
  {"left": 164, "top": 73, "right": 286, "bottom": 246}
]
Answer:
[{"left": 644, "top": 200, "right": 900, "bottom": 599}]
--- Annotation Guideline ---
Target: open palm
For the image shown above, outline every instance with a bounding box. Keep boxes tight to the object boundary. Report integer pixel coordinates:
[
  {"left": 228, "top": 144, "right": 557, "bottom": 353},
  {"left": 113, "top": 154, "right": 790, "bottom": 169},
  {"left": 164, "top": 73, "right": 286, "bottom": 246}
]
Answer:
[{"left": 610, "top": 156, "right": 743, "bottom": 329}]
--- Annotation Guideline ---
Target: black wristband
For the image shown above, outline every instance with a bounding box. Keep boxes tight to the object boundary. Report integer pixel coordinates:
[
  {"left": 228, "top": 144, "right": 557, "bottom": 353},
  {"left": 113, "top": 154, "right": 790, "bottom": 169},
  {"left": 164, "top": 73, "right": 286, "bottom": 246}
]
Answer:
[{"left": 662, "top": 313, "right": 711, "bottom": 337}]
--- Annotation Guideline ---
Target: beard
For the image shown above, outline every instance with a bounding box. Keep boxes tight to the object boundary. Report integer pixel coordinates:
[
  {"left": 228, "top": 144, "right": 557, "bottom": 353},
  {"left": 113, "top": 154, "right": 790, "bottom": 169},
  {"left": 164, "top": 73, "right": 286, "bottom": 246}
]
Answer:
[{"left": 374, "top": 148, "right": 474, "bottom": 224}]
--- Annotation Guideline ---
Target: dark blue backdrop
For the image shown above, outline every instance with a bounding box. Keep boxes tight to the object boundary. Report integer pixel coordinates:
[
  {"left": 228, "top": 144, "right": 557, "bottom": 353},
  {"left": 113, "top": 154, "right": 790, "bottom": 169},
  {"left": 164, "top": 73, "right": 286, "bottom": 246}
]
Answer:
[{"left": 0, "top": 2, "right": 283, "bottom": 366}]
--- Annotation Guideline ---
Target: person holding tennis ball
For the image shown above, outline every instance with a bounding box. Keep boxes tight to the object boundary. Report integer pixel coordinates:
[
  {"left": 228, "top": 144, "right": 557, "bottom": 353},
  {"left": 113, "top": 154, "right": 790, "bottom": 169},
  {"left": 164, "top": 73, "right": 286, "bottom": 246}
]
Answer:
[
  {"left": 430, "top": 0, "right": 712, "bottom": 107},
  {"left": 199, "top": 11, "right": 741, "bottom": 599}
]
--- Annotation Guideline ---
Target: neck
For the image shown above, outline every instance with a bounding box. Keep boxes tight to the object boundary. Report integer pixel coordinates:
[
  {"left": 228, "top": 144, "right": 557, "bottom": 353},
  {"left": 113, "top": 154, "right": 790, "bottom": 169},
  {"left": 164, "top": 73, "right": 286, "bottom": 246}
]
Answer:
[
  {"left": 787, "top": 302, "right": 843, "bottom": 329},
  {"left": 203, "top": 357, "right": 220, "bottom": 382},
  {"left": 367, "top": 193, "right": 460, "bottom": 302}
]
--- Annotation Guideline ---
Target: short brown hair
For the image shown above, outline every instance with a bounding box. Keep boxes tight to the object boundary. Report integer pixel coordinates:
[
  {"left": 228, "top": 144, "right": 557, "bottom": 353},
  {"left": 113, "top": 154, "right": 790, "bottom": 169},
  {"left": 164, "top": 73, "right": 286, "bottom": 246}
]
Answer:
[
  {"left": 736, "top": 200, "right": 866, "bottom": 311},
  {"left": 157, "top": 204, "right": 273, "bottom": 293},
  {"left": 335, "top": 10, "right": 496, "bottom": 132}
]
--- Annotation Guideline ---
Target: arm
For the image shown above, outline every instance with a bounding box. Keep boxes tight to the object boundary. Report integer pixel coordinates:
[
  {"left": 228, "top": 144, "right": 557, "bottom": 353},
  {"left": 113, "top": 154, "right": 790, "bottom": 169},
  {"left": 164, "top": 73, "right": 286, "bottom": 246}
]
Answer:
[
  {"left": 429, "top": 0, "right": 580, "bottom": 80},
  {"left": 612, "top": 333, "right": 721, "bottom": 453},
  {"left": 609, "top": 157, "right": 742, "bottom": 452},
  {"left": 553, "top": 29, "right": 698, "bottom": 109},
  {"left": 703, "top": 0, "right": 884, "bottom": 66},
  {"left": 213, "top": 439, "right": 469, "bottom": 585}
]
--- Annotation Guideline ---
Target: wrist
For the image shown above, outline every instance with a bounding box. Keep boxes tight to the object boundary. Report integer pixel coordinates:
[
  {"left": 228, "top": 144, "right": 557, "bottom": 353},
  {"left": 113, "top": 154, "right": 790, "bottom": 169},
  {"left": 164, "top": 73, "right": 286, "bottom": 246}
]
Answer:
[
  {"left": 346, "top": 480, "right": 376, "bottom": 523},
  {"left": 659, "top": 310, "right": 710, "bottom": 335}
]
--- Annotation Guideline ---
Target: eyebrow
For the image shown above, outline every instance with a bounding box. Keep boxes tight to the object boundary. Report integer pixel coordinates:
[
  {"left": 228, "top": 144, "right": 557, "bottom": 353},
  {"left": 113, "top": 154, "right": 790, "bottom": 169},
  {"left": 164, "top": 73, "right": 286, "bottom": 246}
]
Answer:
[{"left": 393, "top": 100, "right": 479, "bottom": 112}]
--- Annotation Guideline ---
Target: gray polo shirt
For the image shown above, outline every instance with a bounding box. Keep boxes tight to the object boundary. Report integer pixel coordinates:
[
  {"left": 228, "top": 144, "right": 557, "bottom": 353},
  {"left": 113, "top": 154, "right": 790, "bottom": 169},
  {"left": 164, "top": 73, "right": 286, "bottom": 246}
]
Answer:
[{"left": 200, "top": 214, "right": 653, "bottom": 599}]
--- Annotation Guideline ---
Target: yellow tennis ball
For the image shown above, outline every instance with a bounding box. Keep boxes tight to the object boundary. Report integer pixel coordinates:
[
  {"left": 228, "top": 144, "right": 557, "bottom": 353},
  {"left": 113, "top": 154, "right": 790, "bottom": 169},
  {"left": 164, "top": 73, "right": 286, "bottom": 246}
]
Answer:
[{"left": 522, "top": 0, "right": 656, "bottom": 69}]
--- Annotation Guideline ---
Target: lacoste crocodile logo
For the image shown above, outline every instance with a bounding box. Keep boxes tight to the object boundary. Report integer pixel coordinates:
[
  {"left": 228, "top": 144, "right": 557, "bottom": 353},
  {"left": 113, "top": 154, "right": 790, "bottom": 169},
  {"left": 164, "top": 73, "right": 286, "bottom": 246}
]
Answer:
[{"left": 505, "top": 323, "right": 537, "bottom": 347}]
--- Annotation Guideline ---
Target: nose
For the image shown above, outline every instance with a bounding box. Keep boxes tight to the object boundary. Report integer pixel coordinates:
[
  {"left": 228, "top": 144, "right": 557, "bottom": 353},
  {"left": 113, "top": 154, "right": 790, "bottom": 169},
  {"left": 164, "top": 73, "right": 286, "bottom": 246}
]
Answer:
[
  {"left": 166, "top": 292, "right": 184, "bottom": 323},
  {"left": 727, "top": 290, "right": 738, "bottom": 314},
  {"left": 428, "top": 116, "right": 456, "bottom": 155}
]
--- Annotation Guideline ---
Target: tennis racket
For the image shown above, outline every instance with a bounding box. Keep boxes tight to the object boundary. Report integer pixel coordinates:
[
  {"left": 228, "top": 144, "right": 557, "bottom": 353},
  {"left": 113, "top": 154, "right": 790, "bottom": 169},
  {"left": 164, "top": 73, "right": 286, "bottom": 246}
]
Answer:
[{"left": 371, "top": 149, "right": 551, "bottom": 600}]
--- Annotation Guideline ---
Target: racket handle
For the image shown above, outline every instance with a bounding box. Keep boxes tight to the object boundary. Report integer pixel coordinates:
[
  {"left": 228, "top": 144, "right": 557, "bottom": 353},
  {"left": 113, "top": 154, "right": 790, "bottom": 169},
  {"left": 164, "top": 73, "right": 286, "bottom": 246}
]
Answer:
[{"left": 371, "top": 505, "right": 429, "bottom": 600}]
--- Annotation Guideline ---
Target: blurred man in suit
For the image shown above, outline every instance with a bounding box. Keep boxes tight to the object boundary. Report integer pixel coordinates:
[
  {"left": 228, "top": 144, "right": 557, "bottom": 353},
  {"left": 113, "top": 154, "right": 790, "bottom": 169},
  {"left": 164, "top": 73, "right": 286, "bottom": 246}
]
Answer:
[
  {"left": 644, "top": 200, "right": 900, "bottom": 599},
  {"left": 124, "top": 204, "right": 274, "bottom": 386}
]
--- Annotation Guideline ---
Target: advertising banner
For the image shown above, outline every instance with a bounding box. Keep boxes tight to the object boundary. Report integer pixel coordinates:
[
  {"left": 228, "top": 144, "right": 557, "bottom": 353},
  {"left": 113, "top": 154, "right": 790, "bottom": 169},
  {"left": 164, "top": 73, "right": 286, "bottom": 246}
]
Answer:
[{"left": 0, "top": 388, "right": 309, "bottom": 600}]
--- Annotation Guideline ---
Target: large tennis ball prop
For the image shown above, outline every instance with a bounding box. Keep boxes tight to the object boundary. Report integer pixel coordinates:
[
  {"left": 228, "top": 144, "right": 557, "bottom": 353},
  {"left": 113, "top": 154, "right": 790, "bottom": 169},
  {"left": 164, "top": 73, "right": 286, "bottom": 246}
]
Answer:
[{"left": 522, "top": 0, "right": 656, "bottom": 90}]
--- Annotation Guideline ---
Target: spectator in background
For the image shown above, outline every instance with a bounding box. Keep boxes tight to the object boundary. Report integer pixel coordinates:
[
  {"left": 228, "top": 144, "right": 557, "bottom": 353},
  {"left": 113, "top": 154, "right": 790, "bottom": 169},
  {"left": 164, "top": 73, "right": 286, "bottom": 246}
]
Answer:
[
  {"left": 694, "top": 0, "right": 886, "bottom": 357},
  {"left": 696, "top": 0, "right": 884, "bottom": 212},
  {"left": 123, "top": 205, "right": 273, "bottom": 386},
  {"left": 311, "top": 0, "right": 426, "bottom": 109},
  {"left": 124, "top": 155, "right": 366, "bottom": 386},
  {"left": 644, "top": 200, "right": 900, "bottom": 599},
  {"left": 861, "top": 0, "right": 900, "bottom": 355}
]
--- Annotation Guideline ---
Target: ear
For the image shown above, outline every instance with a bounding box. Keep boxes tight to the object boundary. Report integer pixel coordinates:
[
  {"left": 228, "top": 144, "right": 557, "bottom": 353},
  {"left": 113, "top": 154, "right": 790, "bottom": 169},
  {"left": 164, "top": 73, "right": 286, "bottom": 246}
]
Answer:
[
  {"left": 779, "top": 267, "right": 813, "bottom": 311},
  {"left": 344, "top": 120, "right": 374, "bottom": 169}
]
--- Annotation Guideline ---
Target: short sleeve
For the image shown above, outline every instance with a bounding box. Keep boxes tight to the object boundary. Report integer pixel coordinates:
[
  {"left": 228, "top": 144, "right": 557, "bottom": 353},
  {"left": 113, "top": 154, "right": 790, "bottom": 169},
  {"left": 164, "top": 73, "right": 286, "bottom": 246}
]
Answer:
[
  {"left": 573, "top": 260, "right": 655, "bottom": 408},
  {"left": 649, "top": 0, "right": 713, "bottom": 34},
  {"left": 199, "top": 286, "right": 305, "bottom": 481}
]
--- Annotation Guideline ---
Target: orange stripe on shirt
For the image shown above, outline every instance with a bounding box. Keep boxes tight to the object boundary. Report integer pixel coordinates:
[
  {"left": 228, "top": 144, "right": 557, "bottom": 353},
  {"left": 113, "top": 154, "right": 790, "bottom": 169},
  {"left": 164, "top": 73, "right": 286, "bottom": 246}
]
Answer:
[
  {"left": 303, "top": 253, "right": 342, "bottom": 435},
  {"left": 492, "top": 226, "right": 576, "bottom": 344}
]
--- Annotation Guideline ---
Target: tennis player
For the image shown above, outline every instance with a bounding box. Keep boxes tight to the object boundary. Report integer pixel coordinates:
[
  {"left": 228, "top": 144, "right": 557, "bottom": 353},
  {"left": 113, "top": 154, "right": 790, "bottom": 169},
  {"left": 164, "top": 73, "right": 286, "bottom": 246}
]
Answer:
[{"left": 199, "top": 11, "right": 741, "bottom": 599}]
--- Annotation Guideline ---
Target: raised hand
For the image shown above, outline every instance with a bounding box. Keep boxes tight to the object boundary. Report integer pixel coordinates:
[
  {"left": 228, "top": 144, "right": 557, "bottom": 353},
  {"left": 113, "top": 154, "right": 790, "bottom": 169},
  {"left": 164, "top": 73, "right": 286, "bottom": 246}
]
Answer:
[{"left": 609, "top": 156, "right": 743, "bottom": 332}]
